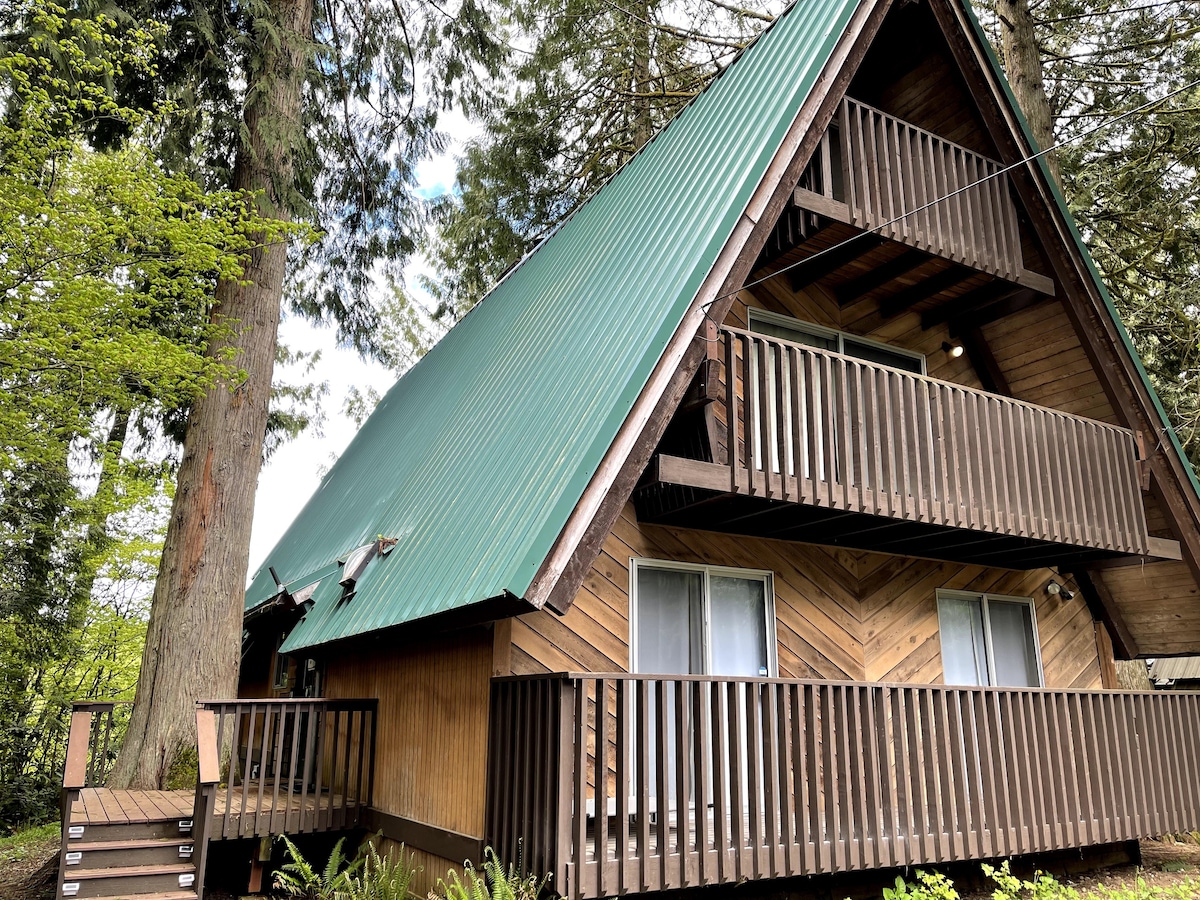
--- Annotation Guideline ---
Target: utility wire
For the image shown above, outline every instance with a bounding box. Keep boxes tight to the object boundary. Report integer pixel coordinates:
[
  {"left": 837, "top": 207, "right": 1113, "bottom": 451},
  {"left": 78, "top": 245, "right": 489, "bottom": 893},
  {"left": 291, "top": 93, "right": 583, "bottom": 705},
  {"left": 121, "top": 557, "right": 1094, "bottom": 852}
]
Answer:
[{"left": 705, "top": 76, "right": 1200, "bottom": 308}]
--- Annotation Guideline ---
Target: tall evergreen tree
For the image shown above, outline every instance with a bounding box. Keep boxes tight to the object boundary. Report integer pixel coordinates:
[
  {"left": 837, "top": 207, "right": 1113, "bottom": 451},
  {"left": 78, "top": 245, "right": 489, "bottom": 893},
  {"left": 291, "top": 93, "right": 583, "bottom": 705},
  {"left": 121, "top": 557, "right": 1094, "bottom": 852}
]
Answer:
[
  {"left": 103, "top": 0, "right": 504, "bottom": 785},
  {"left": 424, "top": 0, "right": 781, "bottom": 319}
]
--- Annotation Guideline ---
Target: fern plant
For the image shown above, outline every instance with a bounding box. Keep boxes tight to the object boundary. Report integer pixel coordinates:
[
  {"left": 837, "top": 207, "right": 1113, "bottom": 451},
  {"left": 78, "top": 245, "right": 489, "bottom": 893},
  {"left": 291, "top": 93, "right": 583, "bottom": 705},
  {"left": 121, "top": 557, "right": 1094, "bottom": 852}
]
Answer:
[
  {"left": 274, "top": 835, "right": 361, "bottom": 900},
  {"left": 341, "top": 841, "right": 419, "bottom": 900},
  {"left": 435, "top": 848, "right": 548, "bottom": 900}
]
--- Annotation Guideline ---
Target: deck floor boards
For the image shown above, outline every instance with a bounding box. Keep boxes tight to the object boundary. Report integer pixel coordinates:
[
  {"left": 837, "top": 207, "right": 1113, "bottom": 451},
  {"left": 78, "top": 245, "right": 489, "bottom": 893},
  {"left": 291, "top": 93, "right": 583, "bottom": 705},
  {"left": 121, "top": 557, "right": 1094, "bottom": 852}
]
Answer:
[{"left": 70, "top": 786, "right": 362, "bottom": 838}]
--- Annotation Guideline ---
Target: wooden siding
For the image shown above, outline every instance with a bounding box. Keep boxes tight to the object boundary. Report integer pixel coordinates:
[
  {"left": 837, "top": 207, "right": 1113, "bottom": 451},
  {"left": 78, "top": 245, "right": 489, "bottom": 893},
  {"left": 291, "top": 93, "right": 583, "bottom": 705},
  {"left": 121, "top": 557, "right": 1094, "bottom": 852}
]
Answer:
[
  {"left": 1100, "top": 561, "right": 1200, "bottom": 656},
  {"left": 511, "top": 503, "right": 1102, "bottom": 690},
  {"left": 323, "top": 629, "right": 492, "bottom": 894}
]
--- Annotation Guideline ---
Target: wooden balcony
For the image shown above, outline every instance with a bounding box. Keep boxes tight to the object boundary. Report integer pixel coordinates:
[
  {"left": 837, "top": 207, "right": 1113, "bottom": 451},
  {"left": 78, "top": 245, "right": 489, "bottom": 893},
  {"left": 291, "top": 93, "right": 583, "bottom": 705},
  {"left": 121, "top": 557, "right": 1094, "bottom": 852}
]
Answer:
[
  {"left": 792, "top": 97, "right": 1053, "bottom": 294},
  {"left": 486, "top": 673, "right": 1200, "bottom": 900},
  {"left": 637, "top": 327, "right": 1174, "bottom": 568}
]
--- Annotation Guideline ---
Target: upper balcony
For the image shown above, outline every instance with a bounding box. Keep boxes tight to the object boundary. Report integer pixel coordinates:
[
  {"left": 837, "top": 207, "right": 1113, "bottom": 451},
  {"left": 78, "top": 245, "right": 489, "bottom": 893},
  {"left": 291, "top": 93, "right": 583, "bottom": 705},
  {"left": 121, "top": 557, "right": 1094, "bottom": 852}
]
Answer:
[{"left": 638, "top": 327, "right": 1177, "bottom": 568}]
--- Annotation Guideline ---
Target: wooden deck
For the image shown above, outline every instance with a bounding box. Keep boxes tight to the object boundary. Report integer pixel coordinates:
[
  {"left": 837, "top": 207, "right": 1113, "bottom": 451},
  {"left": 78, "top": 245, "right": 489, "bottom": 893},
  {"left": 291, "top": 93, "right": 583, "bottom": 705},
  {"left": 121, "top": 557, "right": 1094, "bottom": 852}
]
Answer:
[
  {"left": 488, "top": 674, "right": 1200, "bottom": 900},
  {"left": 70, "top": 785, "right": 363, "bottom": 836}
]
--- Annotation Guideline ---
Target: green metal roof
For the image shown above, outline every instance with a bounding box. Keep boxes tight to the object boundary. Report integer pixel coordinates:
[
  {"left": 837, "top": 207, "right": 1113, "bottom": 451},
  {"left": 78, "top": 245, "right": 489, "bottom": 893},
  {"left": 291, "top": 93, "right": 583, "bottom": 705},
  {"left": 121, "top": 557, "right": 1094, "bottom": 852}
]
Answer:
[{"left": 252, "top": 0, "right": 864, "bottom": 653}]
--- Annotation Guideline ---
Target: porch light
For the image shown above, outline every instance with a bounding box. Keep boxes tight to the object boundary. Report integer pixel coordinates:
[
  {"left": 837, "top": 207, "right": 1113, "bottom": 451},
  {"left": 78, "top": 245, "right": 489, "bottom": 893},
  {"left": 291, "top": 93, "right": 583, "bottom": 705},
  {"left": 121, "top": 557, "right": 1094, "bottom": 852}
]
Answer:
[
  {"left": 1046, "top": 579, "right": 1076, "bottom": 600},
  {"left": 942, "top": 340, "right": 965, "bottom": 359}
]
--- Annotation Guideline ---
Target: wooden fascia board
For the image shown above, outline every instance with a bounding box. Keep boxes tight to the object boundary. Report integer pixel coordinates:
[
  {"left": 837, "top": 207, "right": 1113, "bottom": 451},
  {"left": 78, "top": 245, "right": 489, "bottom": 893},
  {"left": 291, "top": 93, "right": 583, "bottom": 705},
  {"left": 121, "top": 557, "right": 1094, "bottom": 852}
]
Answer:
[
  {"left": 523, "top": 0, "right": 895, "bottom": 615},
  {"left": 927, "top": 0, "right": 1200, "bottom": 589}
]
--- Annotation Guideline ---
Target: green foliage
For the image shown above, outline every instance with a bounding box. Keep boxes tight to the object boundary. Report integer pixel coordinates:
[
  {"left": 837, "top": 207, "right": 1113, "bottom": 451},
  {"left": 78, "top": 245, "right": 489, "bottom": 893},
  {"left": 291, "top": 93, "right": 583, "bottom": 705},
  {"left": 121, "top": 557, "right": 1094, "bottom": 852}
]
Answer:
[
  {"left": 0, "top": 822, "right": 60, "bottom": 865},
  {"left": 423, "top": 0, "right": 779, "bottom": 320},
  {"left": 881, "top": 869, "right": 960, "bottom": 900},
  {"left": 859, "top": 864, "right": 1200, "bottom": 900},
  {"left": 275, "top": 835, "right": 359, "bottom": 900},
  {"left": 275, "top": 840, "right": 546, "bottom": 900},
  {"left": 434, "top": 848, "right": 547, "bottom": 900},
  {"left": 0, "top": 0, "right": 293, "bottom": 831},
  {"left": 275, "top": 835, "right": 419, "bottom": 900},
  {"left": 342, "top": 841, "right": 419, "bottom": 900}
]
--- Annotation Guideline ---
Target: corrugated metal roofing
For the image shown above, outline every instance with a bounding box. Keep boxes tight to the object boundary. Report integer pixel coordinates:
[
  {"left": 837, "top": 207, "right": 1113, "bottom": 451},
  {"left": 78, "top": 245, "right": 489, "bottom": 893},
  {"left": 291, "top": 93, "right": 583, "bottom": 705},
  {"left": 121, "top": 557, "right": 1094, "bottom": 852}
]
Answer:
[
  {"left": 1150, "top": 657, "right": 1200, "bottom": 684},
  {"left": 251, "top": 0, "right": 864, "bottom": 653}
]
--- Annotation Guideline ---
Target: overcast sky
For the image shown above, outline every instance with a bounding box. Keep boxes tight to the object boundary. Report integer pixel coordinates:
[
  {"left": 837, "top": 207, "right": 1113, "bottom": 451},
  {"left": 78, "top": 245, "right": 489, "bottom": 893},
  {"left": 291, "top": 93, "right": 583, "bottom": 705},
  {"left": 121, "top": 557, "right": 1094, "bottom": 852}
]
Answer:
[{"left": 245, "top": 142, "right": 466, "bottom": 574}]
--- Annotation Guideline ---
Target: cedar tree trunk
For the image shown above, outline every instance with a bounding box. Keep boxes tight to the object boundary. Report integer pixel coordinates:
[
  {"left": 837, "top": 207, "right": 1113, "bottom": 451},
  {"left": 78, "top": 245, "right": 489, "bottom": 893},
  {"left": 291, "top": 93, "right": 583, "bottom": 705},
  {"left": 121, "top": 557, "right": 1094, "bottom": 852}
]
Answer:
[
  {"left": 995, "top": 0, "right": 1060, "bottom": 185},
  {"left": 109, "top": 0, "right": 314, "bottom": 789}
]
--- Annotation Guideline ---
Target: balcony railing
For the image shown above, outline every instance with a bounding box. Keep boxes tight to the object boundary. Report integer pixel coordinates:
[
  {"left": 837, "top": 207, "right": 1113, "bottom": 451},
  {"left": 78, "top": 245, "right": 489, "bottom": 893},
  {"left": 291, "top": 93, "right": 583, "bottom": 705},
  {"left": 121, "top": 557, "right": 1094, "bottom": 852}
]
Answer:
[
  {"left": 196, "top": 698, "right": 377, "bottom": 839},
  {"left": 486, "top": 674, "right": 1200, "bottom": 900},
  {"left": 795, "top": 97, "right": 1050, "bottom": 292},
  {"left": 700, "top": 327, "right": 1149, "bottom": 555}
]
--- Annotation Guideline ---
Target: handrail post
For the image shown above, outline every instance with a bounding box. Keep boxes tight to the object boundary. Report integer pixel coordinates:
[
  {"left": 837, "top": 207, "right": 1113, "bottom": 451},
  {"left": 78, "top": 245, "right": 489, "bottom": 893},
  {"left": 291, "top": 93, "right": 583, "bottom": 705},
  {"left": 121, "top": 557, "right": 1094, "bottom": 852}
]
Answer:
[
  {"left": 192, "top": 706, "right": 220, "bottom": 900},
  {"left": 554, "top": 677, "right": 578, "bottom": 900},
  {"left": 57, "top": 708, "right": 94, "bottom": 900}
]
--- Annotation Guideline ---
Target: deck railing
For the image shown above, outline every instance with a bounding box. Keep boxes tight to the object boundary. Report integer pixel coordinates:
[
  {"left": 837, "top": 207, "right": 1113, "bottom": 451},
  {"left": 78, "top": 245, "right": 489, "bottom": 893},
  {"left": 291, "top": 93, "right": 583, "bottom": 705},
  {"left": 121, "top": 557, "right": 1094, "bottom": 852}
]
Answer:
[
  {"left": 487, "top": 674, "right": 1200, "bottom": 900},
  {"left": 63, "top": 701, "right": 132, "bottom": 791},
  {"left": 197, "top": 698, "right": 378, "bottom": 839},
  {"left": 839, "top": 98, "right": 1025, "bottom": 282},
  {"left": 719, "top": 326, "right": 1149, "bottom": 554},
  {"left": 796, "top": 97, "right": 1042, "bottom": 287}
]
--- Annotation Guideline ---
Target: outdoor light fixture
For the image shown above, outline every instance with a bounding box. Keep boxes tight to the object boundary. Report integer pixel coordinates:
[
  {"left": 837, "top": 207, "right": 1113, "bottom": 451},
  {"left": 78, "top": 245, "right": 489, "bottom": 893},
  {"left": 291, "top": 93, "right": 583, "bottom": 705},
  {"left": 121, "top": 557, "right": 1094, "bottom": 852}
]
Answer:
[
  {"left": 1046, "top": 579, "right": 1076, "bottom": 600},
  {"left": 942, "top": 340, "right": 965, "bottom": 359}
]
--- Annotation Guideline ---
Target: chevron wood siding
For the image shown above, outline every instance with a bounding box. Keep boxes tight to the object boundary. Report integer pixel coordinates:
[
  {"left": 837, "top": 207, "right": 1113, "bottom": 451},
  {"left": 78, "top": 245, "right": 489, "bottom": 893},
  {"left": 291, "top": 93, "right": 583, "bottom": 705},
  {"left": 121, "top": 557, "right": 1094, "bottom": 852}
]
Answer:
[{"left": 509, "top": 503, "right": 1103, "bottom": 690}]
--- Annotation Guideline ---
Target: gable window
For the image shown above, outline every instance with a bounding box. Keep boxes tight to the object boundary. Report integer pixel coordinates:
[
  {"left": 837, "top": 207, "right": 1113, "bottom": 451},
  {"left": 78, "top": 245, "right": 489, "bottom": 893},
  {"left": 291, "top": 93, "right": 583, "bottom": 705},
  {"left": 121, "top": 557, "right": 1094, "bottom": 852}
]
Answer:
[
  {"left": 938, "top": 590, "right": 1044, "bottom": 687},
  {"left": 748, "top": 308, "right": 926, "bottom": 374},
  {"left": 632, "top": 560, "right": 776, "bottom": 678}
]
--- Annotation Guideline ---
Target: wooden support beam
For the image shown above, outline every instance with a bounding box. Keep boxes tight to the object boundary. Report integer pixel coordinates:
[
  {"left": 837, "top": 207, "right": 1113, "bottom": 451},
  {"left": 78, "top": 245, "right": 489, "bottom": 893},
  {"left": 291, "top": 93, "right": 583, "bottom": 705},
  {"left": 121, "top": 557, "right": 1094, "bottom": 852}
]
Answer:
[
  {"left": 879, "top": 264, "right": 974, "bottom": 318},
  {"left": 921, "top": 280, "right": 1018, "bottom": 330},
  {"left": 948, "top": 287, "right": 1048, "bottom": 336},
  {"left": 960, "top": 327, "right": 1010, "bottom": 394},
  {"left": 788, "top": 234, "right": 884, "bottom": 289},
  {"left": 834, "top": 249, "right": 929, "bottom": 305},
  {"left": 1070, "top": 569, "right": 1140, "bottom": 660}
]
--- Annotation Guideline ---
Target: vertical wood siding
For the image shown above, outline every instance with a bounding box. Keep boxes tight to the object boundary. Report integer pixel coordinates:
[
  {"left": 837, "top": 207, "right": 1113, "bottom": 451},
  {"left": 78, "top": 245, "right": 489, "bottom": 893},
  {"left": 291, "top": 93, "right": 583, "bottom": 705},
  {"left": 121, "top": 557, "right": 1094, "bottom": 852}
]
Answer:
[{"left": 323, "top": 630, "right": 492, "bottom": 894}]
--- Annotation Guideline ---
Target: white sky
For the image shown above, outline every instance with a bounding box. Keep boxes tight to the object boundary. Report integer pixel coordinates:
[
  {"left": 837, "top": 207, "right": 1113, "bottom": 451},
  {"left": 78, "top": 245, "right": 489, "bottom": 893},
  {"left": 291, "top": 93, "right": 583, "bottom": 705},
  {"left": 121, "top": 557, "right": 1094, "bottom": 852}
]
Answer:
[{"left": 246, "top": 138, "right": 467, "bottom": 572}]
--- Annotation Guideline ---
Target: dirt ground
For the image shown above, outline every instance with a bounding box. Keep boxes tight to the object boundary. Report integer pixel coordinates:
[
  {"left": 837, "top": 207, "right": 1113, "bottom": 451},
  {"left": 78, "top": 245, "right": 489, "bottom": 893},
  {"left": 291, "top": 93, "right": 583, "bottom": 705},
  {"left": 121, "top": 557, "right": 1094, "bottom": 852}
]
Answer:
[{"left": 4, "top": 833, "right": 1200, "bottom": 899}]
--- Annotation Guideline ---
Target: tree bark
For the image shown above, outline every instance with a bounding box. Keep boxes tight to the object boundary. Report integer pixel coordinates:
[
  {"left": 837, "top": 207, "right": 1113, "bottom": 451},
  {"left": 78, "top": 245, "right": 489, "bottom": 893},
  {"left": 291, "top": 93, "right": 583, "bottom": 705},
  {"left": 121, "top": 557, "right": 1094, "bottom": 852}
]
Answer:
[
  {"left": 109, "top": 0, "right": 314, "bottom": 789},
  {"left": 995, "top": 0, "right": 1060, "bottom": 185}
]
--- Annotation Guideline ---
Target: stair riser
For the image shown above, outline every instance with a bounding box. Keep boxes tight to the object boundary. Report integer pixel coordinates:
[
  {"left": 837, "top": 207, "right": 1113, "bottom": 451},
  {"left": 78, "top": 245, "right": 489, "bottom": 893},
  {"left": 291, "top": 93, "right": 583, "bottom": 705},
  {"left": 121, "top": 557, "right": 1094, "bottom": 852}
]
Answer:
[
  {"left": 62, "top": 871, "right": 194, "bottom": 899},
  {"left": 66, "top": 822, "right": 193, "bottom": 842},
  {"left": 65, "top": 846, "right": 194, "bottom": 868}
]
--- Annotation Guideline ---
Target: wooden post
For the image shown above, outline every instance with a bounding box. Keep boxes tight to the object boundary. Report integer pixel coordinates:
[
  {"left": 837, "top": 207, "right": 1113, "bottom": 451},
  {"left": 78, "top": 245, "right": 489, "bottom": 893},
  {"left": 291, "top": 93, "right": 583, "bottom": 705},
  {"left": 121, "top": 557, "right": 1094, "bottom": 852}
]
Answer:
[{"left": 193, "top": 707, "right": 220, "bottom": 900}]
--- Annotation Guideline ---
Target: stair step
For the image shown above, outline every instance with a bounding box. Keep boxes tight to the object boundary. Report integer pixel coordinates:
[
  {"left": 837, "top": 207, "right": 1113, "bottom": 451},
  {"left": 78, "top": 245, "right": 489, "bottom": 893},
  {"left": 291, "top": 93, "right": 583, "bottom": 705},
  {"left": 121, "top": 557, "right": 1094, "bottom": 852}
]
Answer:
[
  {"left": 70, "top": 839, "right": 194, "bottom": 852},
  {"left": 70, "top": 864, "right": 195, "bottom": 880},
  {"left": 66, "top": 820, "right": 194, "bottom": 842},
  {"left": 64, "top": 838, "right": 195, "bottom": 868},
  {"left": 61, "top": 863, "right": 196, "bottom": 899}
]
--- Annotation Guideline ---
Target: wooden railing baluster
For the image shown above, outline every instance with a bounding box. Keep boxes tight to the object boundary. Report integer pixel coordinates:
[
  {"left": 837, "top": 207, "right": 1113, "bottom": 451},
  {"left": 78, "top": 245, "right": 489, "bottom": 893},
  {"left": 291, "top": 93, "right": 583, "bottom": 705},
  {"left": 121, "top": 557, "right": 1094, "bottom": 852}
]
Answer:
[
  {"left": 714, "top": 327, "right": 1150, "bottom": 555},
  {"left": 485, "top": 674, "right": 1200, "bottom": 900}
]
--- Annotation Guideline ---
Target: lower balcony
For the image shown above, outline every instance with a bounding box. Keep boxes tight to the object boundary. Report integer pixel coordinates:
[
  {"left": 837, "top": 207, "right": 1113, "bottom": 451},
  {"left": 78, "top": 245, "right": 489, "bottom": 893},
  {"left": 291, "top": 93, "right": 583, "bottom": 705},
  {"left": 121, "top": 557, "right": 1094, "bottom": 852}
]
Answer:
[
  {"left": 487, "top": 674, "right": 1200, "bottom": 900},
  {"left": 637, "top": 326, "right": 1178, "bottom": 568}
]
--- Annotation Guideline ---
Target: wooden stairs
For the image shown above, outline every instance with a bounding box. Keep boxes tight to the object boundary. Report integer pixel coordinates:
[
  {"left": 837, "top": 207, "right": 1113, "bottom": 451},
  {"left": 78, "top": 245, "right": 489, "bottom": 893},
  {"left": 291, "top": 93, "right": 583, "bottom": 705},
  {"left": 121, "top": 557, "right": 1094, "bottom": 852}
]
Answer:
[{"left": 58, "top": 813, "right": 199, "bottom": 900}]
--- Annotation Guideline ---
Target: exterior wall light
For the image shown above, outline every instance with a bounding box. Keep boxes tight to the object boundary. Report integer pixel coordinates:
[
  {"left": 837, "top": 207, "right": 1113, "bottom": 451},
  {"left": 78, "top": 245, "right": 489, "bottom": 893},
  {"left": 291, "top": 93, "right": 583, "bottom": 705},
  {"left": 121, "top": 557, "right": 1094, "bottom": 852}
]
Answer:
[
  {"left": 942, "top": 340, "right": 965, "bottom": 359},
  {"left": 1046, "top": 579, "right": 1076, "bottom": 600}
]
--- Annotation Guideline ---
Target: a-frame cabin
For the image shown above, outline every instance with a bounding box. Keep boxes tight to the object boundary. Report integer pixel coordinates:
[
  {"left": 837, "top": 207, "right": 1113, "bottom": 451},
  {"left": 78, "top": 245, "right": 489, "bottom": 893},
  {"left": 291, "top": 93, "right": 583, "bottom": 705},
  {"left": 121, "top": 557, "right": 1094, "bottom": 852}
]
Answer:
[{"left": 58, "top": 0, "right": 1200, "bottom": 897}]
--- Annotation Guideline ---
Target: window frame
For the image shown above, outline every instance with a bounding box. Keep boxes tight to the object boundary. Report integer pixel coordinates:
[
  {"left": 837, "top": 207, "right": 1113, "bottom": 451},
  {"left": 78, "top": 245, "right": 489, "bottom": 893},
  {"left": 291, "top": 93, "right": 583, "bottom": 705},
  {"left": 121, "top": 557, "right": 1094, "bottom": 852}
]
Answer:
[
  {"left": 747, "top": 307, "right": 927, "bottom": 375},
  {"left": 936, "top": 589, "right": 1046, "bottom": 687},
  {"left": 629, "top": 558, "right": 778, "bottom": 678}
]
